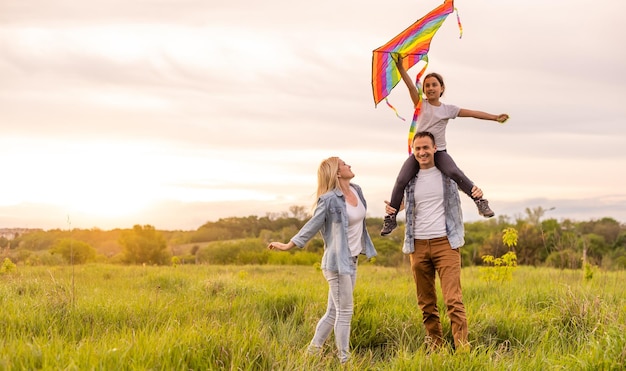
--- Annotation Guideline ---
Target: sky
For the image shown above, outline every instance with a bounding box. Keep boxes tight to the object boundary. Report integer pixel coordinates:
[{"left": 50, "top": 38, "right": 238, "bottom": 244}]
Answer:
[{"left": 1, "top": 0, "right": 625, "bottom": 231}]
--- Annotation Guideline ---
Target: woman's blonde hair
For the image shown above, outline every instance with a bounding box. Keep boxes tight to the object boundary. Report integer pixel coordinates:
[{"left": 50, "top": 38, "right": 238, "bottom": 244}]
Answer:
[{"left": 313, "top": 156, "right": 340, "bottom": 209}]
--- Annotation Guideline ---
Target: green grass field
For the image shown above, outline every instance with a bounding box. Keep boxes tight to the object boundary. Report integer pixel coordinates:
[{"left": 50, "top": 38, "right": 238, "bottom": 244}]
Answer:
[{"left": 1, "top": 263, "right": 624, "bottom": 370}]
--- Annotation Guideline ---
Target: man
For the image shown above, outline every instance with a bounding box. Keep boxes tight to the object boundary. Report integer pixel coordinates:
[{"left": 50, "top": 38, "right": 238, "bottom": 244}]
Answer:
[{"left": 386, "top": 131, "right": 482, "bottom": 351}]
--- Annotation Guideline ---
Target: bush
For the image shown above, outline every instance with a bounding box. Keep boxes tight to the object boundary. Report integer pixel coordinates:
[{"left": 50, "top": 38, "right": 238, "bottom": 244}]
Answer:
[
  {"left": 197, "top": 238, "right": 267, "bottom": 265},
  {"left": 50, "top": 238, "right": 97, "bottom": 264},
  {"left": 545, "top": 249, "right": 582, "bottom": 269},
  {"left": 0, "top": 258, "right": 17, "bottom": 274}
]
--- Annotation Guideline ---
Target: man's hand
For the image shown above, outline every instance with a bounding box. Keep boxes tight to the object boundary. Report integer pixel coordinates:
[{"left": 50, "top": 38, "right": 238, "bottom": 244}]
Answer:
[
  {"left": 385, "top": 200, "right": 404, "bottom": 214},
  {"left": 471, "top": 186, "right": 484, "bottom": 199}
]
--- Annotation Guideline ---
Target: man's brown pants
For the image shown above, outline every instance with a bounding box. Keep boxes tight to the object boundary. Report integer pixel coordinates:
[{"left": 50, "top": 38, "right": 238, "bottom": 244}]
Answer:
[{"left": 409, "top": 236, "right": 468, "bottom": 349}]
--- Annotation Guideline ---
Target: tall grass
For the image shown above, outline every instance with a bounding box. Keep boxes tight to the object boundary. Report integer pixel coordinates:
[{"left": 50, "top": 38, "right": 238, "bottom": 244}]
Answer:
[{"left": 0, "top": 264, "right": 624, "bottom": 370}]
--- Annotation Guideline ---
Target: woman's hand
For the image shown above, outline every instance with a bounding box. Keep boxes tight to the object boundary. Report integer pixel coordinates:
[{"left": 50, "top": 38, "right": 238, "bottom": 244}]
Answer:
[{"left": 267, "top": 241, "right": 294, "bottom": 251}]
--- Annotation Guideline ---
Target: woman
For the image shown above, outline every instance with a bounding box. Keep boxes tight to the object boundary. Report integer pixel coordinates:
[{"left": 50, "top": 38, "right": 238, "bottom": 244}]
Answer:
[{"left": 268, "top": 157, "right": 377, "bottom": 364}]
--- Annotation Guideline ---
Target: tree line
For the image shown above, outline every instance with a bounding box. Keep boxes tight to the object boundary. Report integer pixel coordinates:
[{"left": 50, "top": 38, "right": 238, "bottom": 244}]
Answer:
[{"left": 1, "top": 206, "right": 625, "bottom": 270}]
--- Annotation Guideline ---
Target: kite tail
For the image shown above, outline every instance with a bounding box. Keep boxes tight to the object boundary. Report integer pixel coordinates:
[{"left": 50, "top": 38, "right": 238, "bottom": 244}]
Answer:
[
  {"left": 454, "top": 7, "right": 463, "bottom": 38},
  {"left": 385, "top": 98, "right": 406, "bottom": 121},
  {"left": 407, "top": 63, "right": 428, "bottom": 153},
  {"left": 408, "top": 100, "right": 422, "bottom": 153}
]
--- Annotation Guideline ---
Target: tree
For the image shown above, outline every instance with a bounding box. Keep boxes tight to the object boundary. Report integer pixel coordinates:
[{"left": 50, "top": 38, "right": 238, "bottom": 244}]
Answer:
[
  {"left": 369, "top": 237, "right": 404, "bottom": 267},
  {"left": 583, "top": 233, "right": 609, "bottom": 266},
  {"left": 119, "top": 225, "right": 169, "bottom": 265},
  {"left": 465, "top": 218, "right": 508, "bottom": 265},
  {"left": 288, "top": 205, "right": 309, "bottom": 220},
  {"left": 14, "top": 230, "right": 58, "bottom": 251},
  {"left": 579, "top": 218, "right": 621, "bottom": 244},
  {"left": 50, "top": 238, "right": 96, "bottom": 264},
  {"left": 524, "top": 206, "right": 555, "bottom": 226}
]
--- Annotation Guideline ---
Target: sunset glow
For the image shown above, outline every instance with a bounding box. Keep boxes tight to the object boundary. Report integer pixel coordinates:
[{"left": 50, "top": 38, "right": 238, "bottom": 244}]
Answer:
[{"left": 1, "top": 0, "right": 625, "bottom": 229}]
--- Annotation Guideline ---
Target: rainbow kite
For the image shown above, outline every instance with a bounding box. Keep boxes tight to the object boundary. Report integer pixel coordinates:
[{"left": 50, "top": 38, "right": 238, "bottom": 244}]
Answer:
[{"left": 371, "top": 0, "right": 462, "bottom": 152}]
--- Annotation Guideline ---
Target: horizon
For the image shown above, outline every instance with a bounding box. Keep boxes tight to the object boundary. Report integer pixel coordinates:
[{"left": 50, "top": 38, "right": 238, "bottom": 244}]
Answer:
[{"left": 1, "top": 199, "right": 624, "bottom": 232}]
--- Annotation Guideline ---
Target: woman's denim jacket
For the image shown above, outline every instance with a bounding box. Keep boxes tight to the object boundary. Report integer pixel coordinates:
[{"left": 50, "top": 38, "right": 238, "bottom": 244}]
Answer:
[
  {"left": 291, "top": 183, "right": 377, "bottom": 275},
  {"left": 402, "top": 174, "right": 465, "bottom": 254}
]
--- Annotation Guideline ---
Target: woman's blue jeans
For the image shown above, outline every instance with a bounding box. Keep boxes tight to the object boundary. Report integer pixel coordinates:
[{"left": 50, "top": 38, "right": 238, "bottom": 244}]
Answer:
[{"left": 308, "top": 261, "right": 357, "bottom": 363}]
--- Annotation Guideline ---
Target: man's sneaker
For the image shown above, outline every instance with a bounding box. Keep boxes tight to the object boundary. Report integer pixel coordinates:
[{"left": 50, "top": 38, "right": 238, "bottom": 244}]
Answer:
[
  {"left": 380, "top": 214, "right": 397, "bottom": 236},
  {"left": 475, "top": 199, "right": 495, "bottom": 218}
]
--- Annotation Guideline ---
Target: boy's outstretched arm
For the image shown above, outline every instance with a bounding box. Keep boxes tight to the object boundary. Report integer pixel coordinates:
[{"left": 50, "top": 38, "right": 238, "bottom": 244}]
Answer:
[
  {"left": 395, "top": 55, "right": 421, "bottom": 107},
  {"left": 458, "top": 109, "right": 509, "bottom": 123}
]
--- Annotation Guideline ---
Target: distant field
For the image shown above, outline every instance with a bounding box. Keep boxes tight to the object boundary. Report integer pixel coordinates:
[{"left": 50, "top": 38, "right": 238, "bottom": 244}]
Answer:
[{"left": 1, "top": 264, "right": 624, "bottom": 370}]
